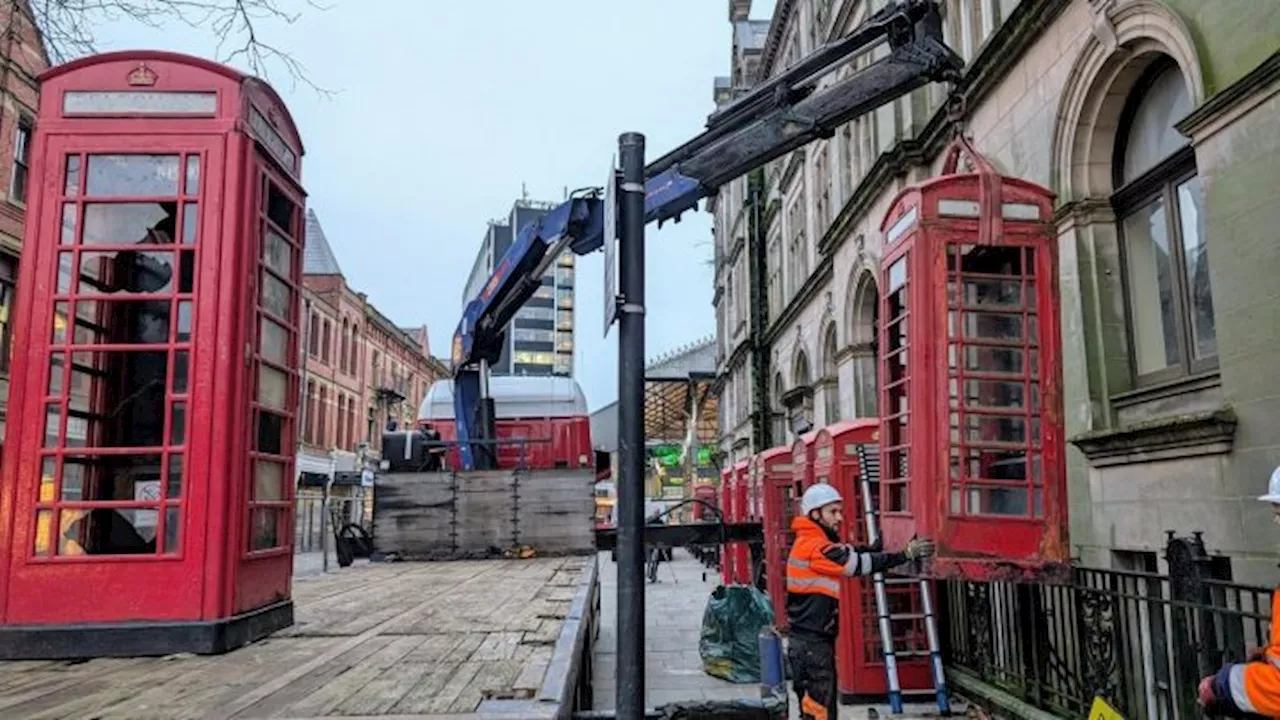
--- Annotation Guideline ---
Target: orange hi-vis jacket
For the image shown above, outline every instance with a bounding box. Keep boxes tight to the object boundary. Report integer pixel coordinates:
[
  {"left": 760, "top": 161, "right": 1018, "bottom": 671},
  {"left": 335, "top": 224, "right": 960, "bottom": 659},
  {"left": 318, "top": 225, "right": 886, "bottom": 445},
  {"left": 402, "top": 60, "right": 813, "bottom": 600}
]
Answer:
[
  {"left": 1210, "top": 589, "right": 1280, "bottom": 718},
  {"left": 785, "top": 516, "right": 910, "bottom": 639}
]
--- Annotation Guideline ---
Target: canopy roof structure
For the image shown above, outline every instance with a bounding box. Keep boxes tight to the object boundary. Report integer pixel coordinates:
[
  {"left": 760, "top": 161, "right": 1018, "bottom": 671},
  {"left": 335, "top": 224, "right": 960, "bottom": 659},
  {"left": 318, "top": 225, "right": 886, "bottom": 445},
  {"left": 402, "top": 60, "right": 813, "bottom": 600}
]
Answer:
[
  {"left": 643, "top": 337, "right": 718, "bottom": 452},
  {"left": 589, "top": 336, "right": 719, "bottom": 458}
]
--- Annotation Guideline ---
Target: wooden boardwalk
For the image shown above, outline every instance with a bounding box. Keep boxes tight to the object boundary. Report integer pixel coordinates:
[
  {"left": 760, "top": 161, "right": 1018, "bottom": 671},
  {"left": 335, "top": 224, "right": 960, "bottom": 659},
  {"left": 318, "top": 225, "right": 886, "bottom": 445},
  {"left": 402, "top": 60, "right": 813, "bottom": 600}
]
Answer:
[{"left": 0, "top": 556, "right": 597, "bottom": 719}]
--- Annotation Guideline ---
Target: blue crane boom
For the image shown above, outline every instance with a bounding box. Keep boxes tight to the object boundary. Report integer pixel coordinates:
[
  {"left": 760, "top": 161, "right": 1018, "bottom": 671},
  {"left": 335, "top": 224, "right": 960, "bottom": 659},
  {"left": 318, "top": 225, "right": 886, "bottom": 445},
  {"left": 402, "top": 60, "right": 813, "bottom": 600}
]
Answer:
[{"left": 449, "top": 0, "right": 962, "bottom": 470}]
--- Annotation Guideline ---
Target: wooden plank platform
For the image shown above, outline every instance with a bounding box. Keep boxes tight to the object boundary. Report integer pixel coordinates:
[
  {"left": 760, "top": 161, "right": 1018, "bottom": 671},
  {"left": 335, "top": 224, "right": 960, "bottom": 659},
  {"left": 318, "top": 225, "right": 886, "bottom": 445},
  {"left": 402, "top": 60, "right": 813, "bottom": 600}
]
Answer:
[{"left": 0, "top": 556, "right": 597, "bottom": 719}]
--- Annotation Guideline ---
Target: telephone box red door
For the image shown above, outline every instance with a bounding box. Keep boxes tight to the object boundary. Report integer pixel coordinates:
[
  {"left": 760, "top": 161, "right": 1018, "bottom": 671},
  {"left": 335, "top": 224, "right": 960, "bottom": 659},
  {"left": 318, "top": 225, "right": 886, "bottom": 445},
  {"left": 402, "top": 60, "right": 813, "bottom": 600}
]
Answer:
[
  {"left": 751, "top": 445, "right": 791, "bottom": 624},
  {"left": 814, "top": 420, "right": 932, "bottom": 701},
  {"left": 0, "top": 51, "right": 306, "bottom": 658},
  {"left": 728, "top": 459, "right": 750, "bottom": 584},
  {"left": 877, "top": 136, "right": 1068, "bottom": 582}
]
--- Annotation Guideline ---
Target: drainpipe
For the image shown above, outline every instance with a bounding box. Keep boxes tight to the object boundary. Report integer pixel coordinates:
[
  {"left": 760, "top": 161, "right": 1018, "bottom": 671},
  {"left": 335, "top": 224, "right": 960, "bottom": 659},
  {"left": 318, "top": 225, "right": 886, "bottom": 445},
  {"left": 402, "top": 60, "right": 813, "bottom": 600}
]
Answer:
[{"left": 746, "top": 169, "right": 771, "bottom": 451}]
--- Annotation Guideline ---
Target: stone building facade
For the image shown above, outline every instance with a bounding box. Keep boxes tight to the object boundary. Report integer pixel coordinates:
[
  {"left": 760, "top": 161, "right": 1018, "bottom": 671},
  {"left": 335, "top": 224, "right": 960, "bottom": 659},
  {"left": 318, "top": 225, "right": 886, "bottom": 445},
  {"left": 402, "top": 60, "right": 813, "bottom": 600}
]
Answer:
[
  {"left": 298, "top": 209, "right": 448, "bottom": 488},
  {"left": 0, "top": 0, "right": 48, "bottom": 447},
  {"left": 710, "top": 0, "right": 1280, "bottom": 583}
]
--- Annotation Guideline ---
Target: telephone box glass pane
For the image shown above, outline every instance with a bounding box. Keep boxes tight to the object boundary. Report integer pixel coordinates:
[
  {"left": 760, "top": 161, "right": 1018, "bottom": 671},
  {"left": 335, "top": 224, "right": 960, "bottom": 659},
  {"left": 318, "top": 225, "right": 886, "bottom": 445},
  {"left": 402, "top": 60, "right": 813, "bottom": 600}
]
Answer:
[
  {"left": 65, "top": 155, "right": 81, "bottom": 196},
  {"left": 266, "top": 184, "right": 294, "bottom": 232},
  {"left": 86, "top": 155, "right": 180, "bottom": 197},
  {"left": 60, "top": 204, "right": 77, "bottom": 244},
  {"left": 256, "top": 412, "right": 285, "bottom": 455},
  {"left": 172, "top": 350, "right": 189, "bottom": 394},
  {"left": 254, "top": 460, "right": 284, "bottom": 501},
  {"left": 39, "top": 456, "right": 56, "bottom": 502},
  {"left": 167, "top": 454, "right": 183, "bottom": 497},
  {"left": 170, "top": 402, "right": 186, "bottom": 445},
  {"left": 56, "top": 253, "right": 73, "bottom": 293},
  {"left": 184, "top": 156, "right": 200, "bottom": 196},
  {"left": 83, "top": 203, "right": 178, "bottom": 245},
  {"left": 251, "top": 508, "right": 280, "bottom": 550},
  {"left": 264, "top": 231, "right": 291, "bottom": 276},
  {"left": 258, "top": 365, "right": 287, "bottom": 410},
  {"left": 260, "top": 271, "right": 290, "bottom": 319},
  {"left": 78, "top": 251, "right": 176, "bottom": 295},
  {"left": 33, "top": 510, "right": 54, "bottom": 555},
  {"left": 164, "top": 506, "right": 181, "bottom": 553},
  {"left": 260, "top": 319, "right": 288, "bottom": 365},
  {"left": 47, "top": 352, "right": 65, "bottom": 394},
  {"left": 181, "top": 204, "right": 199, "bottom": 244}
]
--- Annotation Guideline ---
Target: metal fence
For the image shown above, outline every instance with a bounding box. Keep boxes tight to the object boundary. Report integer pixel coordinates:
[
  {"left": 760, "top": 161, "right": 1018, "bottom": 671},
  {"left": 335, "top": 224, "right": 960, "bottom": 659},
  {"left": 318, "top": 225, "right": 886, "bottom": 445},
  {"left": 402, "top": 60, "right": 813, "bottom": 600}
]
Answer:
[
  {"left": 939, "top": 534, "right": 1273, "bottom": 719},
  {"left": 294, "top": 495, "right": 365, "bottom": 554}
]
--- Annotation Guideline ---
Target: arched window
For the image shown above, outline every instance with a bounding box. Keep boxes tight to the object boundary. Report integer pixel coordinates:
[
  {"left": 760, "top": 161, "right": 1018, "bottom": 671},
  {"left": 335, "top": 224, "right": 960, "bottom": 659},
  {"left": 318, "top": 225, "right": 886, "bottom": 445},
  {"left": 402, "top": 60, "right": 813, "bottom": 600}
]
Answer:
[
  {"left": 821, "top": 323, "right": 840, "bottom": 424},
  {"left": 340, "top": 318, "right": 349, "bottom": 374},
  {"left": 1114, "top": 58, "right": 1214, "bottom": 384},
  {"left": 793, "top": 350, "right": 811, "bottom": 388},
  {"left": 350, "top": 323, "right": 360, "bottom": 374},
  {"left": 337, "top": 394, "right": 347, "bottom": 448},
  {"left": 849, "top": 271, "right": 879, "bottom": 417},
  {"left": 790, "top": 350, "right": 814, "bottom": 434}
]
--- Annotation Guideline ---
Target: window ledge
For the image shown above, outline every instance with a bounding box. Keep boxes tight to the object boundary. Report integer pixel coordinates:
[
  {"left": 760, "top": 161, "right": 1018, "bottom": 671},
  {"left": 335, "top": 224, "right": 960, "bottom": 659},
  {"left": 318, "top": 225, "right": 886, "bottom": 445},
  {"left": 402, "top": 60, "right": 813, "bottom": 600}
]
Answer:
[
  {"left": 781, "top": 385, "right": 812, "bottom": 408},
  {"left": 1111, "top": 371, "right": 1221, "bottom": 410},
  {"left": 1069, "top": 406, "right": 1237, "bottom": 468}
]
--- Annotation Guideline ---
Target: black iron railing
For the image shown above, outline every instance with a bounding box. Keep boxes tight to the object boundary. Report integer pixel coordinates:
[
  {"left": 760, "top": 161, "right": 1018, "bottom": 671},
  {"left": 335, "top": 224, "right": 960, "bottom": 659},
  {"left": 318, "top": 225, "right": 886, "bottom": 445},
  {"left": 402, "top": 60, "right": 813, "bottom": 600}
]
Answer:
[{"left": 940, "top": 534, "right": 1273, "bottom": 719}]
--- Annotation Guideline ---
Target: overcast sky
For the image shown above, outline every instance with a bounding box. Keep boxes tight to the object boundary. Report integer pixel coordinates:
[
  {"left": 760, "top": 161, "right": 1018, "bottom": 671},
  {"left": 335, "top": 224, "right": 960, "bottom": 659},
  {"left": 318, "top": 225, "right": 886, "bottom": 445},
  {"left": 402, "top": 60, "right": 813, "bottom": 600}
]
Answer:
[{"left": 89, "top": 1, "right": 773, "bottom": 411}]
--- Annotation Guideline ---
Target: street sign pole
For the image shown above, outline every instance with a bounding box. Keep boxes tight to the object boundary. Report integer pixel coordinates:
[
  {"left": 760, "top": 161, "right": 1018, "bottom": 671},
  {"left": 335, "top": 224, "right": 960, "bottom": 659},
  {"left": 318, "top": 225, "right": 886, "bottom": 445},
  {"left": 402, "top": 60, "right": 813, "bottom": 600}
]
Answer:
[{"left": 615, "top": 131, "right": 647, "bottom": 720}]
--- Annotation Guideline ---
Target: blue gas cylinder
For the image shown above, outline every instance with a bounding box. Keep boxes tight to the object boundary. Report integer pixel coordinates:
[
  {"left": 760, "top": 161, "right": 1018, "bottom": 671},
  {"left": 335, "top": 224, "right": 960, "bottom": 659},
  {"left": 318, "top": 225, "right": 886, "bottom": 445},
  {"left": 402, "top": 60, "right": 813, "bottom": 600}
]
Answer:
[{"left": 758, "top": 625, "right": 786, "bottom": 700}]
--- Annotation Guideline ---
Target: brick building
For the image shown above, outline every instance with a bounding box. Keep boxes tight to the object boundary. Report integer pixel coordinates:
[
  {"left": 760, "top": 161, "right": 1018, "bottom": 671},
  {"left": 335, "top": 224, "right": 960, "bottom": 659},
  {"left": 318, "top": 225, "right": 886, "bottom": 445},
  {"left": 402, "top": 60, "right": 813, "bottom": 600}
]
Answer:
[
  {"left": 297, "top": 209, "right": 448, "bottom": 496},
  {"left": 710, "top": 0, "right": 1280, "bottom": 583},
  {"left": 0, "top": 0, "right": 48, "bottom": 445}
]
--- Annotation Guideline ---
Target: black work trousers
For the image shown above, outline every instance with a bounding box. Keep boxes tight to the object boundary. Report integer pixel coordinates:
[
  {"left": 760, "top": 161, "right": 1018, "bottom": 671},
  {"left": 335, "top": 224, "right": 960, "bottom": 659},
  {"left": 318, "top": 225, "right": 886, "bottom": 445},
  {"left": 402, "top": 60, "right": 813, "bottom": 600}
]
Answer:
[{"left": 788, "top": 632, "right": 837, "bottom": 720}]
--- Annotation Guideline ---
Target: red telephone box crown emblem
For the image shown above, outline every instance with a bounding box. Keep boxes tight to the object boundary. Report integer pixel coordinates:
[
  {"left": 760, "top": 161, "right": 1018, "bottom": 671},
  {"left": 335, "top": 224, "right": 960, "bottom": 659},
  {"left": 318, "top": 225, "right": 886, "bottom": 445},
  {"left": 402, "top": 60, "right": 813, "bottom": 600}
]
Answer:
[{"left": 127, "top": 63, "right": 158, "bottom": 86}]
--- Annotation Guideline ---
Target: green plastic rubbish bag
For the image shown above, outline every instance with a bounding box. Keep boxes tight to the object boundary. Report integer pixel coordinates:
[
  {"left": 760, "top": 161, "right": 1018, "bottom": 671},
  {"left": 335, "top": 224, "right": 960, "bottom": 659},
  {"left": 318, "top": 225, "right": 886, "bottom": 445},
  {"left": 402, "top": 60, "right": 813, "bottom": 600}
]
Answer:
[{"left": 699, "top": 584, "right": 775, "bottom": 684}]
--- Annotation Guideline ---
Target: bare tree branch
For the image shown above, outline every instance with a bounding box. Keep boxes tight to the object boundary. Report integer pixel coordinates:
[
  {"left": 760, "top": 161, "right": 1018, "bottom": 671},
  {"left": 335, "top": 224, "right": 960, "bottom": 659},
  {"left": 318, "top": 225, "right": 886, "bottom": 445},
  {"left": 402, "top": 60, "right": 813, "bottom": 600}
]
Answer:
[{"left": 29, "top": 0, "right": 333, "bottom": 95}]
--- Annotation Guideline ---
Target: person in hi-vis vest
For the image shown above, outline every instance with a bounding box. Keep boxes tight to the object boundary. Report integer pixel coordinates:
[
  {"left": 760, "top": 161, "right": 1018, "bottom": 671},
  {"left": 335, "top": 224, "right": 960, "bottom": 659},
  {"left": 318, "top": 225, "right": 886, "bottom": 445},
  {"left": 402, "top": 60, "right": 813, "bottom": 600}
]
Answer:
[
  {"left": 786, "top": 483, "right": 934, "bottom": 720},
  {"left": 1199, "top": 466, "right": 1280, "bottom": 719}
]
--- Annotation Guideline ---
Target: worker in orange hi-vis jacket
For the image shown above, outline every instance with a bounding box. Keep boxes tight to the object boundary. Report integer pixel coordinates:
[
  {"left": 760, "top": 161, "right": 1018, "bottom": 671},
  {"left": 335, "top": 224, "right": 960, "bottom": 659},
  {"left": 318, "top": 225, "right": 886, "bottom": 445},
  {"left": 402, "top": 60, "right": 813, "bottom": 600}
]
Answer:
[
  {"left": 1198, "top": 466, "right": 1280, "bottom": 719},
  {"left": 786, "top": 483, "right": 935, "bottom": 720}
]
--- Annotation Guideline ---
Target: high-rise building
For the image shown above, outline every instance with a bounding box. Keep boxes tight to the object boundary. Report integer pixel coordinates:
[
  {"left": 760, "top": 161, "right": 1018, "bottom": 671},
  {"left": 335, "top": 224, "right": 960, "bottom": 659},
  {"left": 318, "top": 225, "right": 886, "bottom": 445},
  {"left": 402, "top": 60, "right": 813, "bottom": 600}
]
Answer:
[{"left": 462, "top": 198, "right": 575, "bottom": 377}]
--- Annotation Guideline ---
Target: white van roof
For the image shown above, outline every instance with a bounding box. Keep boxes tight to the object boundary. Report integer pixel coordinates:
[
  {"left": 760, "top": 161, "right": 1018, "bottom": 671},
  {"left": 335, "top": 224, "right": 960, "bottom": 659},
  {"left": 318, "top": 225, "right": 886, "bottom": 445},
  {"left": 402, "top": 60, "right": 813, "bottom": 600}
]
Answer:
[{"left": 419, "top": 375, "right": 589, "bottom": 421}]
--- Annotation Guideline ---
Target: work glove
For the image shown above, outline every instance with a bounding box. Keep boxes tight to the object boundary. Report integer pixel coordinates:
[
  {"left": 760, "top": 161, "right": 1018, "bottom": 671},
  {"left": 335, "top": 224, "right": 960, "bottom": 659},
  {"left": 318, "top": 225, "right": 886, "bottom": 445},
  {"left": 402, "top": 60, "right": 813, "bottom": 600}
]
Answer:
[
  {"left": 903, "top": 538, "right": 936, "bottom": 560},
  {"left": 1198, "top": 675, "right": 1215, "bottom": 707}
]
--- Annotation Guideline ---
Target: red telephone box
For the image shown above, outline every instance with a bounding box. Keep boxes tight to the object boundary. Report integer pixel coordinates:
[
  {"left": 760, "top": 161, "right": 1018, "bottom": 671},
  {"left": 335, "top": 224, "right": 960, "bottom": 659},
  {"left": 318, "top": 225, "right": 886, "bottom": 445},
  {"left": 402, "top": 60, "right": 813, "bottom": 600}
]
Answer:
[
  {"left": 877, "top": 135, "right": 1068, "bottom": 582},
  {"left": 0, "top": 51, "right": 306, "bottom": 658},
  {"left": 813, "top": 420, "right": 932, "bottom": 701},
  {"left": 691, "top": 483, "right": 716, "bottom": 521},
  {"left": 729, "top": 459, "right": 750, "bottom": 584},
  {"left": 719, "top": 461, "right": 748, "bottom": 585},
  {"left": 791, "top": 430, "right": 817, "bottom": 493},
  {"left": 718, "top": 465, "right": 731, "bottom": 583},
  {"left": 750, "top": 445, "right": 792, "bottom": 625}
]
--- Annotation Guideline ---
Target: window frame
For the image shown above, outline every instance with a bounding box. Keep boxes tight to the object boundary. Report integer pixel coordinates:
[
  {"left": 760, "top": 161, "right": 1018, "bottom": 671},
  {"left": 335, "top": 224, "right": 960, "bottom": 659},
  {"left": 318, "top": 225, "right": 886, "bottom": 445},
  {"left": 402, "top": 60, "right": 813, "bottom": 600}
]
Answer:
[
  {"left": 1112, "top": 60, "right": 1214, "bottom": 388},
  {"left": 10, "top": 115, "right": 32, "bottom": 206}
]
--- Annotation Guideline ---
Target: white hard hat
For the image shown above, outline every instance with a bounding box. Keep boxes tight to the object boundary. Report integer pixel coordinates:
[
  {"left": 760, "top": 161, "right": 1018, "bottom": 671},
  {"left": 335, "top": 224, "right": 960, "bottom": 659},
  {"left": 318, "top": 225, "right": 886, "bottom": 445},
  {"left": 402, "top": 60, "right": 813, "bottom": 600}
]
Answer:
[
  {"left": 1259, "top": 466, "right": 1280, "bottom": 504},
  {"left": 801, "top": 483, "right": 843, "bottom": 515}
]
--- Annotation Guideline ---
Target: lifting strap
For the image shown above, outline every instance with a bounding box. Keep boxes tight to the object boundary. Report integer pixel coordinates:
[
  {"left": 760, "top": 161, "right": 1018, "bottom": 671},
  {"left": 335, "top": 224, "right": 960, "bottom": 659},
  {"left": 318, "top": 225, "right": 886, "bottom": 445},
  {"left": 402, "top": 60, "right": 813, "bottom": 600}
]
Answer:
[{"left": 940, "top": 91, "right": 1004, "bottom": 247}]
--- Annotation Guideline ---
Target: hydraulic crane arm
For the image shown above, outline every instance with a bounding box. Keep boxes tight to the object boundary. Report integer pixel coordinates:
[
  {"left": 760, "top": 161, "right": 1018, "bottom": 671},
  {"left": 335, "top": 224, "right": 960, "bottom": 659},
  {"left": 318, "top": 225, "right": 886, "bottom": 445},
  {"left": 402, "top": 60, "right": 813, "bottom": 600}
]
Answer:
[{"left": 449, "top": 0, "right": 962, "bottom": 470}]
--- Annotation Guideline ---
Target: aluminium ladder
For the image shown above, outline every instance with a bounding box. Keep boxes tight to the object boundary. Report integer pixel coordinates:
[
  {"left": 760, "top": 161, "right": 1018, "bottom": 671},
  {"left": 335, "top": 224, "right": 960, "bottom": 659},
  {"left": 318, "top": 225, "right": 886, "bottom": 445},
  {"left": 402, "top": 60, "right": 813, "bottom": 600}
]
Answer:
[{"left": 855, "top": 444, "right": 950, "bottom": 715}]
